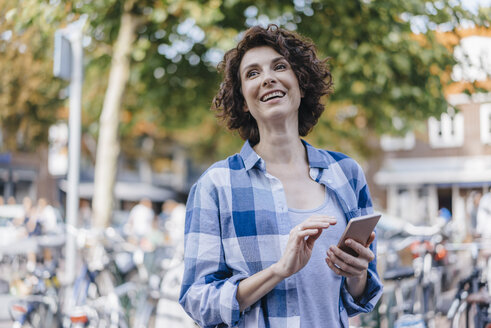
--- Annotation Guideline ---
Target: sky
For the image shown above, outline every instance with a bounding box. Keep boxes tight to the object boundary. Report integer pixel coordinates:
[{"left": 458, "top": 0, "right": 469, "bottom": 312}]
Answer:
[
  {"left": 452, "top": 0, "right": 491, "bottom": 82},
  {"left": 461, "top": 0, "right": 491, "bottom": 14}
]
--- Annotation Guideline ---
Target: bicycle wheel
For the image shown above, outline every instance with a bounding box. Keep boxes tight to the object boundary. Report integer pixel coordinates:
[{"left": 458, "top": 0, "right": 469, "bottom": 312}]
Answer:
[
  {"left": 422, "top": 282, "right": 437, "bottom": 327},
  {"left": 28, "top": 302, "right": 59, "bottom": 328},
  {"left": 358, "top": 301, "right": 382, "bottom": 328},
  {"left": 383, "top": 289, "right": 398, "bottom": 328},
  {"left": 132, "top": 300, "right": 157, "bottom": 328},
  {"left": 394, "top": 314, "right": 425, "bottom": 328},
  {"left": 454, "top": 302, "right": 491, "bottom": 328},
  {"left": 452, "top": 300, "right": 470, "bottom": 328},
  {"left": 94, "top": 270, "right": 130, "bottom": 328}
]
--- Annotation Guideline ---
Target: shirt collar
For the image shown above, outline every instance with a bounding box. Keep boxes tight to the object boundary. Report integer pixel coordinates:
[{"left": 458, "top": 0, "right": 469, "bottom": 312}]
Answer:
[
  {"left": 302, "top": 139, "right": 331, "bottom": 169},
  {"left": 240, "top": 141, "right": 264, "bottom": 171},
  {"left": 240, "top": 139, "right": 331, "bottom": 171}
]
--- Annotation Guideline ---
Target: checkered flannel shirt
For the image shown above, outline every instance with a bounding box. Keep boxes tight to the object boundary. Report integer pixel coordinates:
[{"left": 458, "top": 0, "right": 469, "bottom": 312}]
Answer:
[{"left": 179, "top": 140, "right": 383, "bottom": 328}]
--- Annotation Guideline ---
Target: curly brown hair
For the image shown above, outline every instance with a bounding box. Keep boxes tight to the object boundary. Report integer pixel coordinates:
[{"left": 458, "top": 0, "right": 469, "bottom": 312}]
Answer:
[{"left": 212, "top": 24, "right": 333, "bottom": 146}]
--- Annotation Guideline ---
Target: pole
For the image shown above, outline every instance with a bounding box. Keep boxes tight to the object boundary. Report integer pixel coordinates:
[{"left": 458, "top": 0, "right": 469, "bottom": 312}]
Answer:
[
  {"left": 65, "top": 18, "right": 84, "bottom": 290},
  {"left": 53, "top": 15, "right": 87, "bottom": 314}
]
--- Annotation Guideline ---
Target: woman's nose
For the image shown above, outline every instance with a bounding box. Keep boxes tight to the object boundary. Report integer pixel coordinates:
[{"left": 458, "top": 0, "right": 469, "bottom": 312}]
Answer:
[{"left": 262, "top": 72, "right": 276, "bottom": 87}]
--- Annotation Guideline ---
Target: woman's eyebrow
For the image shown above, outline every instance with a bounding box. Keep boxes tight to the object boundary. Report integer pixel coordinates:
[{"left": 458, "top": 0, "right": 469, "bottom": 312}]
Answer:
[
  {"left": 271, "top": 56, "right": 286, "bottom": 64},
  {"left": 241, "top": 56, "right": 286, "bottom": 74}
]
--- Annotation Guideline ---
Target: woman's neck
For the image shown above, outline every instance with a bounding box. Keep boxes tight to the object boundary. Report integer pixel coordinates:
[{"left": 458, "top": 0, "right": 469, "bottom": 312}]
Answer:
[{"left": 253, "top": 133, "right": 306, "bottom": 166}]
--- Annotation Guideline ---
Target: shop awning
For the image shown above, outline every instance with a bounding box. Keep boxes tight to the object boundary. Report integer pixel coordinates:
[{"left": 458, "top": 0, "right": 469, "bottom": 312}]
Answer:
[
  {"left": 374, "top": 155, "right": 491, "bottom": 186},
  {"left": 59, "top": 180, "right": 176, "bottom": 202}
]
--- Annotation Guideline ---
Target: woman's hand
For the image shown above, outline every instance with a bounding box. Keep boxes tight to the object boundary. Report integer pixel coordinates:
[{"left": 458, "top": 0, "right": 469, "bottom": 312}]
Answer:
[
  {"left": 325, "top": 232, "right": 375, "bottom": 298},
  {"left": 272, "top": 215, "right": 337, "bottom": 279}
]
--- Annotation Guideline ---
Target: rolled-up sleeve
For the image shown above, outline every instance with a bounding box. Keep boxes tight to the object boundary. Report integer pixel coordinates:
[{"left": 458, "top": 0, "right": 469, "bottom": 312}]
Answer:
[
  {"left": 341, "top": 160, "right": 383, "bottom": 315},
  {"left": 179, "top": 179, "right": 247, "bottom": 327},
  {"left": 340, "top": 264, "right": 383, "bottom": 315}
]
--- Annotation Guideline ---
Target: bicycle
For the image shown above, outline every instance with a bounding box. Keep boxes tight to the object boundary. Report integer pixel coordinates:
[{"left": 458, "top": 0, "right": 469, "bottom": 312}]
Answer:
[
  {"left": 64, "top": 226, "right": 171, "bottom": 328},
  {"left": 381, "top": 247, "right": 429, "bottom": 328},
  {"left": 8, "top": 260, "right": 62, "bottom": 328},
  {"left": 130, "top": 246, "right": 174, "bottom": 328},
  {"left": 446, "top": 241, "right": 491, "bottom": 328},
  {"left": 408, "top": 232, "right": 452, "bottom": 326},
  {"left": 377, "top": 227, "right": 451, "bottom": 328},
  {"left": 8, "top": 233, "right": 66, "bottom": 328},
  {"left": 63, "top": 227, "right": 132, "bottom": 328}
]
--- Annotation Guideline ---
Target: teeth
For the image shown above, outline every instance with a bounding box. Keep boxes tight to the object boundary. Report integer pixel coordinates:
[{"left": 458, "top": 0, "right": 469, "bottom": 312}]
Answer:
[{"left": 261, "top": 91, "right": 285, "bottom": 102}]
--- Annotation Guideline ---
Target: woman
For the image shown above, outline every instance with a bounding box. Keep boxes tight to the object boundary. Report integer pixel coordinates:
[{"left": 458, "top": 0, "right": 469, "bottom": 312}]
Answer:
[{"left": 179, "top": 24, "right": 383, "bottom": 328}]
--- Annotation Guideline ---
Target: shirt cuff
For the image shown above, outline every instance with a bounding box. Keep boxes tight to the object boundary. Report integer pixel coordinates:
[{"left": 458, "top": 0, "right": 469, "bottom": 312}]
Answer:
[
  {"left": 341, "top": 269, "right": 383, "bottom": 316},
  {"left": 220, "top": 273, "right": 250, "bottom": 326}
]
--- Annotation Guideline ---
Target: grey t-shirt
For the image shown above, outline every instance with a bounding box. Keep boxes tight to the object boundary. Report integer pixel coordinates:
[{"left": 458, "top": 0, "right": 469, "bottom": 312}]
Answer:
[{"left": 288, "top": 188, "right": 347, "bottom": 328}]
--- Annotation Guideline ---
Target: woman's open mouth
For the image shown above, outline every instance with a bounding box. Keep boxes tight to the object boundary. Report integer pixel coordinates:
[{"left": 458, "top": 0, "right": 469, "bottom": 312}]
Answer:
[{"left": 260, "top": 91, "right": 285, "bottom": 102}]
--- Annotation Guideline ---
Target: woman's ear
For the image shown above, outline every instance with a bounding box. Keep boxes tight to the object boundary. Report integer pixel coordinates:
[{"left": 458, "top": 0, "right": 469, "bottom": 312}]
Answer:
[
  {"left": 240, "top": 87, "right": 248, "bottom": 112},
  {"left": 300, "top": 88, "right": 305, "bottom": 98},
  {"left": 242, "top": 96, "right": 249, "bottom": 112}
]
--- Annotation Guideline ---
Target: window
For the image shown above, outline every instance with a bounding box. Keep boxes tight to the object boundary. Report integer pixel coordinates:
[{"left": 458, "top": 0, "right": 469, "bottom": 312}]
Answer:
[
  {"left": 481, "top": 103, "right": 491, "bottom": 145},
  {"left": 380, "top": 132, "right": 415, "bottom": 151},
  {"left": 428, "top": 111, "right": 464, "bottom": 148}
]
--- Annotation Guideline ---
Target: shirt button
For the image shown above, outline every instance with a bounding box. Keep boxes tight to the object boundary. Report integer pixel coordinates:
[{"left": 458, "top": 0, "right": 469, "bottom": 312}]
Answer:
[{"left": 327, "top": 178, "right": 333, "bottom": 184}]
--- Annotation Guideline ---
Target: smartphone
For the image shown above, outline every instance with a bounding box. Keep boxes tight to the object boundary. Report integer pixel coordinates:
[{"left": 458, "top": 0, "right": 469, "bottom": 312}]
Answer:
[{"left": 337, "top": 213, "right": 381, "bottom": 257}]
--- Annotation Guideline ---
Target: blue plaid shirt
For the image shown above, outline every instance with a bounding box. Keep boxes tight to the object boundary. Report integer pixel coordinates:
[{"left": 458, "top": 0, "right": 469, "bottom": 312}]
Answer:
[{"left": 179, "top": 140, "right": 383, "bottom": 328}]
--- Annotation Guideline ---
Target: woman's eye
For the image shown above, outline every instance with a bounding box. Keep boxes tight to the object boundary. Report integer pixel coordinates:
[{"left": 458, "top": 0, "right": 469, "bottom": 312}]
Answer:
[
  {"left": 275, "top": 63, "right": 287, "bottom": 70},
  {"left": 246, "top": 70, "right": 258, "bottom": 78}
]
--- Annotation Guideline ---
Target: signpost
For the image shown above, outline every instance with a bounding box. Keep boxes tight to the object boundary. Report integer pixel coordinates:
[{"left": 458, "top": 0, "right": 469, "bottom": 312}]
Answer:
[{"left": 53, "top": 15, "right": 87, "bottom": 305}]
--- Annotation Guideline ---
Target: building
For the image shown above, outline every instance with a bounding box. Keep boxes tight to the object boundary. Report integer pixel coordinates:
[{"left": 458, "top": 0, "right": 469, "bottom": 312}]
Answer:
[
  {"left": 374, "top": 30, "right": 491, "bottom": 239},
  {"left": 0, "top": 149, "right": 57, "bottom": 205}
]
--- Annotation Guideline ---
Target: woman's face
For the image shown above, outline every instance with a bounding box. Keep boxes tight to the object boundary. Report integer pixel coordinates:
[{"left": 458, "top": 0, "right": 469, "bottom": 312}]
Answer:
[{"left": 239, "top": 46, "right": 302, "bottom": 126}]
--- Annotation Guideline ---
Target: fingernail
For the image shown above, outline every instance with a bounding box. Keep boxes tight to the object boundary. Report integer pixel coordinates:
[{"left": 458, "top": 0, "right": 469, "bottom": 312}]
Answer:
[{"left": 346, "top": 239, "right": 351, "bottom": 245}]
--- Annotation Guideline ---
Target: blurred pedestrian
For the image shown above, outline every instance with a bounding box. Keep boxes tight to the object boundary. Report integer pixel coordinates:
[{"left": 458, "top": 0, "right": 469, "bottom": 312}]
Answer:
[
  {"left": 140, "top": 215, "right": 166, "bottom": 252},
  {"left": 32, "top": 198, "right": 59, "bottom": 234},
  {"left": 474, "top": 188, "right": 491, "bottom": 288},
  {"left": 24, "top": 199, "right": 41, "bottom": 237},
  {"left": 161, "top": 199, "right": 185, "bottom": 249},
  {"left": 157, "top": 201, "right": 170, "bottom": 228},
  {"left": 467, "top": 191, "right": 482, "bottom": 237},
  {"left": 30, "top": 198, "right": 61, "bottom": 268},
  {"left": 437, "top": 206, "right": 452, "bottom": 226},
  {"left": 477, "top": 189, "right": 491, "bottom": 239},
  {"left": 435, "top": 206, "right": 455, "bottom": 239},
  {"left": 78, "top": 198, "right": 92, "bottom": 228},
  {"left": 124, "top": 198, "right": 155, "bottom": 244},
  {"left": 179, "top": 24, "right": 382, "bottom": 328},
  {"left": 12, "top": 196, "right": 30, "bottom": 226}
]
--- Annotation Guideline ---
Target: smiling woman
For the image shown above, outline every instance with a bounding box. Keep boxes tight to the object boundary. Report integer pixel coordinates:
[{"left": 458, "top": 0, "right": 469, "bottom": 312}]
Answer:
[
  {"left": 179, "top": 24, "right": 383, "bottom": 328},
  {"left": 238, "top": 46, "right": 304, "bottom": 136},
  {"left": 212, "top": 25, "right": 332, "bottom": 146}
]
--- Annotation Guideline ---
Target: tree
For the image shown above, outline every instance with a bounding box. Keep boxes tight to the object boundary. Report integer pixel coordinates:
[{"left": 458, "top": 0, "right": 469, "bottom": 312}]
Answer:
[
  {"left": 99, "top": 0, "right": 490, "bottom": 161},
  {"left": 74, "top": 0, "right": 230, "bottom": 228},
  {"left": 292, "top": 1, "right": 490, "bottom": 157},
  {"left": 91, "top": 0, "right": 141, "bottom": 229},
  {"left": 0, "top": 0, "right": 65, "bottom": 151},
  {"left": 88, "top": 0, "right": 490, "bottom": 227},
  {"left": 2, "top": 0, "right": 488, "bottom": 227}
]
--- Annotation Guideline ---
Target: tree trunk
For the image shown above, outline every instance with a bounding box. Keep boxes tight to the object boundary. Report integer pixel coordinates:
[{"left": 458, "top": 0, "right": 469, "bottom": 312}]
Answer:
[{"left": 92, "top": 6, "right": 138, "bottom": 229}]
